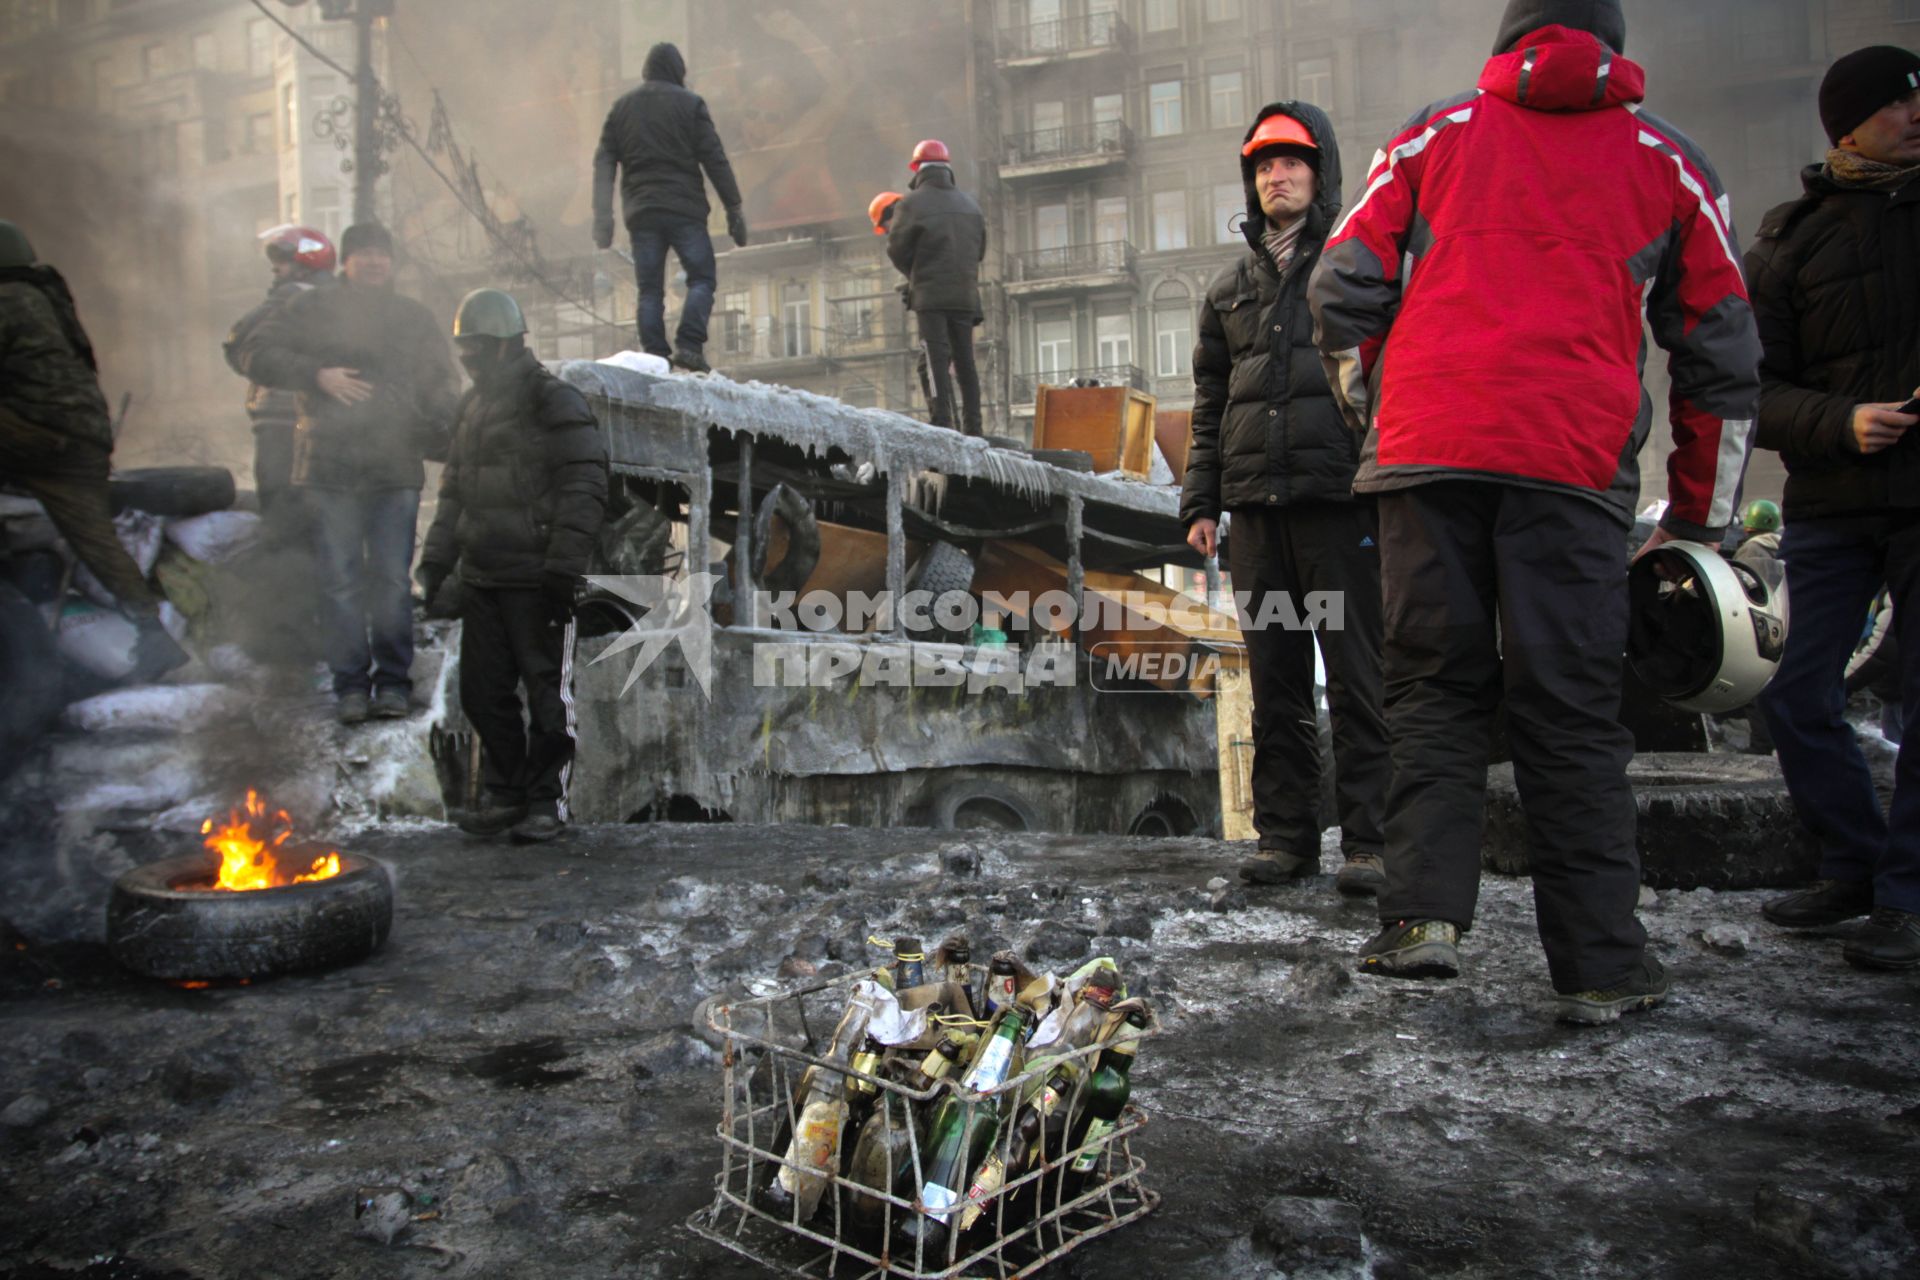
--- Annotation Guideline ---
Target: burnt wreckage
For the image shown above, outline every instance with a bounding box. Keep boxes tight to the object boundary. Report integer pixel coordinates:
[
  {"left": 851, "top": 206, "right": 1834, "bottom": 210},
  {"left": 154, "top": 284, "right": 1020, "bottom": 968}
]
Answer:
[{"left": 445, "top": 362, "right": 1242, "bottom": 837}]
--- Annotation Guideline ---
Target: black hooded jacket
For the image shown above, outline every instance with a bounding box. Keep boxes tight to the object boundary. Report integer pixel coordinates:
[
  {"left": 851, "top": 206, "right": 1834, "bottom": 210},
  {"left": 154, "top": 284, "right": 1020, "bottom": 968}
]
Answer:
[
  {"left": 421, "top": 349, "right": 609, "bottom": 590},
  {"left": 1180, "top": 101, "right": 1353, "bottom": 526},
  {"left": 886, "top": 165, "right": 987, "bottom": 315},
  {"left": 593, "top": 43, "right": 743, "bottom": 232},
  {"left": 1744, "top": 163, "right": 1920, "bottom": 521}
]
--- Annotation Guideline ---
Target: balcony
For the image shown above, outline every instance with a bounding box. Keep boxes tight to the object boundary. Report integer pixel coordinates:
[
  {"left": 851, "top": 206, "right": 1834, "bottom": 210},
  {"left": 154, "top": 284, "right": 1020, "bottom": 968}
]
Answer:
[
  {"left": 1010, "top": 363, "right": 1148, "bottom": 410},
  {"left": 998, "top": 11, "right": 1133, "bottom": 67},
  {"left": 1004, "top": 240, "right": 1137, "bottom": 297},
  {"left": 1000, "top": 120, "right": 1132, "bottom": 181}
]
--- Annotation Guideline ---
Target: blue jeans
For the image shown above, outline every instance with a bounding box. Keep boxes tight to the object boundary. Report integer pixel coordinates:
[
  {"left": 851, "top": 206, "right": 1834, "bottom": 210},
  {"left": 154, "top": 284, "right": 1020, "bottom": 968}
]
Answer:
[
  {"left": 1760, "top": 517, "right": 1920, "bottom": 913},
  {"left": 628, "top": 212, "right": 716, "bottom": 357},
  {"left": 306, "top": 486, "right": 420, "bottom": 699}
]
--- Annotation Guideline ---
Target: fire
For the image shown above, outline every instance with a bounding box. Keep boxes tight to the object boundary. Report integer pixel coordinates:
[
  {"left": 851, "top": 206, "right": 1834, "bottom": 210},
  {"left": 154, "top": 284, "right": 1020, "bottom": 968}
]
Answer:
[{"left": 200, "top": 790, "right": 342, "bottom": 891}]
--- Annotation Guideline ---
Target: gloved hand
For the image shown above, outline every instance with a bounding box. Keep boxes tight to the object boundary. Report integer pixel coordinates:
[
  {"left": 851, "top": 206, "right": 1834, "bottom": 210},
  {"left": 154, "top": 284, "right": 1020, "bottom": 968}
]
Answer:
[
  {"left": 593, "top": 219, "right": 615, "bottom": 251},
  {"left": 415, "top": 562, "right": 450, "bottom": 605},
  {"left": 726, "top": 206, "right": 750, "bottom": 248},
  {"left": 541, "top": 571, "right": 578, "bottom": 618}
]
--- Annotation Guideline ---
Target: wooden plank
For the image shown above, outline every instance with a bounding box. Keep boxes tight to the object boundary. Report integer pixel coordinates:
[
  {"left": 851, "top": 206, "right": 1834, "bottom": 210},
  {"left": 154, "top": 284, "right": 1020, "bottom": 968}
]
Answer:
[
  {"left": 1155, "top": 409, "right": 1192, "bottom": 484},
  {"left": 1216, "top": 666, "right": 1257, "bottom": 841}
]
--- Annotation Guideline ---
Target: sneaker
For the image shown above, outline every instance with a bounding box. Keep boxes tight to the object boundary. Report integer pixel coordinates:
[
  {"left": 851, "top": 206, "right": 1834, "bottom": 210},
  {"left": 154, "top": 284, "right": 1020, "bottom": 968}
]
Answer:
[
  {"left": 1335, "top": 853, "right": 1386, "bottom": 898},
  {"left": 1555, "top": 956, "right": 1670, "bottom": 1026},
  {"left": 1357, "top": 918, "right": 1461, "bottom": 979},
  {"left": 1761, "top": 879, "right": 1872, "bottom": 928},
  {"left": 334, "top": 692, "right": 371, "bottom": 725},
  {"left": 1842, "top": 908, "right": 1920, "bottom": 971},
  {"left": 369, "top": 688, "right": 411, "bottom": 719},
  {"left": 1239, "top": 848, "right": 1316, "bottom": 885},
  {"left": 509, "top": 810, "right": 566, "bottom": 844},
  {"left": 669, "top": 347, "right": 711, "bottom": 374},
  {"left": 456, "top": 799, "right": 529, "bottom": 837}
]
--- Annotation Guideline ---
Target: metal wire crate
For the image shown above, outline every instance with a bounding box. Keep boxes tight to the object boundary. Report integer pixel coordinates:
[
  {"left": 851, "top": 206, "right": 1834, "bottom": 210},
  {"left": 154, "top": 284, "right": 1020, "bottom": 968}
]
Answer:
[{"left": 685, "top": 968, "right": 1160, "bottom": 1279}]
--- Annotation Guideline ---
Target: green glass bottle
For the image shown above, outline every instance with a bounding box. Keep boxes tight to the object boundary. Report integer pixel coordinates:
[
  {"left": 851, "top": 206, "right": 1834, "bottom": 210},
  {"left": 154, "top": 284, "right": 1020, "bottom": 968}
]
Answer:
[{"left": 1060, "top": 1008, "right": 1145, "bottom": 1202}]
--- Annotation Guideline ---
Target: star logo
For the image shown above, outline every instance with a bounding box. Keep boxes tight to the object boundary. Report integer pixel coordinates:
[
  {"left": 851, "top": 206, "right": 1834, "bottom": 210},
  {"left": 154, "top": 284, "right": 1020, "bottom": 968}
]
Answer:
[{"left": 581, "top": 573, "right": 721, "bottom": 697}]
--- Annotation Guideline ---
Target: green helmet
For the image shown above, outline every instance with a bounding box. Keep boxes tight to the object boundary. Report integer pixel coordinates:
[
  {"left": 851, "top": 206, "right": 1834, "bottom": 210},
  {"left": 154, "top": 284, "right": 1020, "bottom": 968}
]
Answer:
[
  {"left": 1741, "top": 499, "right": 1782, "bottom": 533},
  {"left": 453, "top": 287, "right": 527, "bottom": 339},
  {"left": 0, "top": 220, "right": 36, "bottom": 269}
]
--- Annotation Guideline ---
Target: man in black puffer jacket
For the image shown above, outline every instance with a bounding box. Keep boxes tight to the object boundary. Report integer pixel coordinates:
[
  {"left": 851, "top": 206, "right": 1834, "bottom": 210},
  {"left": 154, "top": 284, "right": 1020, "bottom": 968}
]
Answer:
[
  {"left": 887, "top": 140, "right": 987, "bottom": 434},
  {"left": 1179, "top": 103, "right": 1389, "bottom": 897},
  {"left": 592, "top": 42, "right": 747, "bottom": 373},
  {"left": 1746, "top": 45, "right": 1920, "bottom": 970},
  {"left": 417, "top": 290, "right": 608, "bottom": 844}
]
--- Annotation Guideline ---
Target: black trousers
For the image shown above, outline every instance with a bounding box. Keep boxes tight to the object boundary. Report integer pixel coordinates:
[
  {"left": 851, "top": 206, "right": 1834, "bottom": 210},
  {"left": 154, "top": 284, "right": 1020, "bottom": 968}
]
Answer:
[
  {"left": 460, "top": 587, "right": 579, "bottom": 816},
  {"left": 1376, "top": 481, "right": 1644, "bottom": 992},
  {"left": 1226, "top": 501, "right": 1389, "bottom": 861},
  {"left": 916, "top": 309, "right": 981, "bottom": 434}
]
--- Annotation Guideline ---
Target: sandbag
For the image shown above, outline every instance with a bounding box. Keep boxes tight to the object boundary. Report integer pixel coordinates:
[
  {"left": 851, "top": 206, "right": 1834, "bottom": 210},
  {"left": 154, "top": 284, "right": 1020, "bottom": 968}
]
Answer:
[{"left": 165, "top": 510, "right": 261, "bottom": 564}]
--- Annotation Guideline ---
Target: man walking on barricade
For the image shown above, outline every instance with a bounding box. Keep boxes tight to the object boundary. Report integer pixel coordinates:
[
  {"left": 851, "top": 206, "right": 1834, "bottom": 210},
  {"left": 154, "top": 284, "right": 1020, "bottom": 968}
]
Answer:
[
  {"left": 593, "top": 42, "right": 748, "bottom": 375},
  {"left": 0, "top": 219, "right": 186, "bottom": 683},
  {"left": 1180, "top": 104, "right": 1390, "bottom": 898},
  {"left": 239, "top": 222, "right": 458, "bottom": 725},
  {"left": 887, "top": 140, "right": 987, "bottom": 436},
  {"left": 416, "top": 290, "right": 608, "bottom": 844},
  {"left": 1746, "top": 45, "right": 1920, "bottom": 970},
  {"left": 1310, "top": 0, "right": 1762, "bottom": 1023}
]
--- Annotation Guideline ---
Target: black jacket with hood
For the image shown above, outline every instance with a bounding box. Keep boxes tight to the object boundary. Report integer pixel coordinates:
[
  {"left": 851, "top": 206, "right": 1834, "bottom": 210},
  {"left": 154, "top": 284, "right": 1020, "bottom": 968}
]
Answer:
[
  {"left": 1180, "top": 101, "right": 1353, "bottom": 526},
  {"left": 886, "top": 165, "right": 987, "bottom": 315},
  {"left": 593, "top": 43, "right": 744, "bottom": 234},
  {"left": 1745, "top": 163, "right": 1920, "bottom": 521}
]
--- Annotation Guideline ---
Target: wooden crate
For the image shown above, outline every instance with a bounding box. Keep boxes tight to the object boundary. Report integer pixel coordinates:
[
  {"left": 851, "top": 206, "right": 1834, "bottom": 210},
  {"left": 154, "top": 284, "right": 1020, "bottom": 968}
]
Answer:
[
  {"left": 1154, "top": 409, "right": 1193, "bottom": 485},
  {"left": 1032, "top": 384, "right": 1157, "bottom": 477}
]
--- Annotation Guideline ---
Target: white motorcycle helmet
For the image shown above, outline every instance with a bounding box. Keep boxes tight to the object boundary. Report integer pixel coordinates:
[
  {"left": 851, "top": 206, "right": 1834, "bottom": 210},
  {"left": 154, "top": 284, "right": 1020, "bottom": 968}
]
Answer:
[{"left": 1628, "top": 540, "right": 1786, "bottom": 714}]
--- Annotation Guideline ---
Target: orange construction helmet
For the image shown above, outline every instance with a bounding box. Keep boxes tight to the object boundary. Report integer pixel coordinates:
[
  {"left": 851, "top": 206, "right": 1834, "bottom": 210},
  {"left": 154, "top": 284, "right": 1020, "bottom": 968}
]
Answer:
[
  {"left": 910, "top": 139, "right": 951, "bottom": 172},
  {"left": 868, "top": 191, "right": 903, "bottom": 235},
  {"left": 1241, "top": 113, "right": 1317, "bottom": 158}
]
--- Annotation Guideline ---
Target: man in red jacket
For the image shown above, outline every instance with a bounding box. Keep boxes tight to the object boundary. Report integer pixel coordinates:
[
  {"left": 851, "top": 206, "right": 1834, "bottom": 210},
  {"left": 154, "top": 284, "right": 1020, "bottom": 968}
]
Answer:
[{"left": 1309, "top": 0, "right": 1761, "bottom": 1024}]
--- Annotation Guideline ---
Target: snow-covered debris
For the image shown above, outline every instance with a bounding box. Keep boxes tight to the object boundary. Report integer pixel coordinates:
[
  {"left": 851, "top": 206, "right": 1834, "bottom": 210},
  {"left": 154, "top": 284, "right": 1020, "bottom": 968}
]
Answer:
[{"left": 62, "top": 684, "right": 247, "bottom": 735}]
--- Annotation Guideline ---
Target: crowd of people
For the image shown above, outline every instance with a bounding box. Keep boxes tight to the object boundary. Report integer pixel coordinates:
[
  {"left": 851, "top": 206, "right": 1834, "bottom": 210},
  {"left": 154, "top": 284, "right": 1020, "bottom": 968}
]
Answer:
[{"left": 2, "top": 7, "right": 1914, "bottom": 1014}]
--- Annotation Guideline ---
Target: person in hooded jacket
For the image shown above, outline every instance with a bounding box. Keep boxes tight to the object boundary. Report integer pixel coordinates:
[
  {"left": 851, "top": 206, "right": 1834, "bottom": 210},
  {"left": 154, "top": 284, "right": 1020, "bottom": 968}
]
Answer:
[
  {"left": 887, "top": 140, "right": 987, "bottom": 435},
  {"left": 1180, "top": 103, "right": 1389, "bottom": 899},
  {"left": 417, "top": 289, "right": 608, "bottom": 845},
  {"left": 1309, "top": 0, "right": 1762, "bottom": 1023},
  {"left": 0, "top": 219, "right": 186, "bottom": 683},
  {"left": 1745, "top": 45, "right": 1920, "bottom": 969},
  {"left": 593, "top": 42, "right": 747, "bottom": 374}
]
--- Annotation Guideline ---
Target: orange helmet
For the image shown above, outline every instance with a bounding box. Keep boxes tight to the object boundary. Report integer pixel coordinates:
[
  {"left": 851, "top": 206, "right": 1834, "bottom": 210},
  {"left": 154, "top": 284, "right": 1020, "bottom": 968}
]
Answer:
[
  {"left": 910, "top": 139, "right": 951, "bottom": 172},
  {"left": 868, "top": 191, "right": 903, "bottom": 235},
  {"left": 1241, "top": 113, "right": 1317, "bottom": 158}
]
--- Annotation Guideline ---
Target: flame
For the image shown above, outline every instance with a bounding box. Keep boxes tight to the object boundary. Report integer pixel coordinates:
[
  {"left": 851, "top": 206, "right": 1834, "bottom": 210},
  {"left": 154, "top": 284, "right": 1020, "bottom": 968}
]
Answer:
[{"left": 199, "top": 790, "right": 342, "bottom": 891}]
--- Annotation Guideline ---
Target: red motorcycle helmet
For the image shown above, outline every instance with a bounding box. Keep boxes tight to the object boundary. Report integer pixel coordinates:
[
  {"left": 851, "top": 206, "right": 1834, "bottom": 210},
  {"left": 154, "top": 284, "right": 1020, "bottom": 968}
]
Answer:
[
  {"left": 259, "top": 224, "right": 336, "bottom": 273},
  {"left": 909, "top": 139, "right": 951, "bottom": 172}
]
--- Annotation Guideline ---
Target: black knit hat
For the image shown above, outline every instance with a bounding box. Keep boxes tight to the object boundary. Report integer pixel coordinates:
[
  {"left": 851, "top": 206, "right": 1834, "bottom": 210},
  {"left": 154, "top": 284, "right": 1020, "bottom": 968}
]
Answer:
[
  {"left": 1493, "top": 0, "right": 1625, "bottom": 56},
  {"left": 1820, "top": 45, "right": 1920, "bottom": 145},
  {"left": 340, "top": 222, "right": 394, "bottom": 261}
]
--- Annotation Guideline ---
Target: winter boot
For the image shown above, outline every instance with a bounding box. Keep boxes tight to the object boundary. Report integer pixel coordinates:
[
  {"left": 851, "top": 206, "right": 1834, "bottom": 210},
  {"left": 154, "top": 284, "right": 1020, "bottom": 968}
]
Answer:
[
  {"left": 334, "top": 691, "right": 371, "bottom": 725},
  {"left": 1335, "top": 852, "right": 1386, "bottom": 897},
  {"left": 669, "top": 346, "right": 711, "bottom": 374},
  {"left": 457, "top": 793, "right": 528, "bottom": 837},
  {"left": 1554, "top": 956, "right": 1670, "bottom": 1025},
  {"left": 1239, "top": 845, "right": 1317, "bottom": 885},
  {"left": 369, "top": 688, "right": 411, "bottom": 719},
  {"left": 1761, "top": 879, "right": 1872, "bottom": 928},
  {"left": 1843, "top": 908, "right": 1920, "bottom": 971},
  {"left": 510, "top": 803, "right": 566, "bottom": 844},
  {"left": 1358, "top": 918, "right": 1461, "bottom": 979}
]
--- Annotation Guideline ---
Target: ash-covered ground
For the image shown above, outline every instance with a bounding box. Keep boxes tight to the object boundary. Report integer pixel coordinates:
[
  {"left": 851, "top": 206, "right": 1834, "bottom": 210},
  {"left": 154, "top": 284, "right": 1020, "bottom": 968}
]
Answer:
[{"left": 1, "top": 823, "right": 1915, "bottom": 1280}]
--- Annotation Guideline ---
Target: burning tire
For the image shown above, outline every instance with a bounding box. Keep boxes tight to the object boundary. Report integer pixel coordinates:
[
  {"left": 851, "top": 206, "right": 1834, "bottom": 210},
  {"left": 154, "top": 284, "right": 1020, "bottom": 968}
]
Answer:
[
  {"left": 1481, "top": 752, "right": 1817, "bottom": 891},
  {"left": 107, "top": 850, "right": 394, "bottom": 981}
]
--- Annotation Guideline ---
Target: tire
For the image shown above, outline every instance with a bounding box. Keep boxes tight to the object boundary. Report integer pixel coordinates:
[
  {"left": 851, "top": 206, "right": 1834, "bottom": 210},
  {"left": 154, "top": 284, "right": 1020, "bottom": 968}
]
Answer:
[
  {"left": 0, "top": 583, "right": 61, "bottom": 781},
  {"left": 751, "top": 483, "right": 821, "bottom": 594},
  {"left": 107, "top": 850, "right": 394, "bottom": 980},
  {"left": 930, "top": 780, "right": 1039, "bottom": 833},
  {"left": 909, "top": 541, "right": 976, "bottom": 644},
  {"left": 109, "top": 467, "right": 236, "bottom": 518},
  {"left": 1482, "top": 752, "right": 1817, "bottom": 890},
  {"left": 1128, "top": 794, "right": 1200, "bottom": 838}
]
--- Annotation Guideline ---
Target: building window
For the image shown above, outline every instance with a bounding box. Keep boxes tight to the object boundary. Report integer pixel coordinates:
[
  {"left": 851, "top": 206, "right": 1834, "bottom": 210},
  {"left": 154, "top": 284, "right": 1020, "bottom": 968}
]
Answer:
[
  {"left": 1203, "top": 0, "right": 1239, "bottom": 21},
  {"left": 719, "top": 289, "right": 750, "bottom": 354},
  {"left": 1144, "top": 0, "right": 1179, "bottom": 33},
  {"left": 1035, "top": 315, "right": 1074, "bottom": 378},
  {"left": 1096, "top": 311, "right": 1132, "bottom": 369},
  {"left": 192, "top": 32, "right": 216, "bottom": 71},
  {"left": 310, "top": 184, "right": 342, "bottom": 241},
  {"left": 244, "top": 111, "right": 273, "bottom": 154},
  {"left": 143, "top": 41, "right": 169, "bottom": 80},
  {"left": 1034, "top": 202, "right": 1070, "bottom": 251},
  {"left": 781, "top": 283, "right": 812, "bottom": 358},
  {"left": 1155, "top": 306, "right": 1193, "bottom": 379},
  {"left": 1032, "top": 99, "right": 1065, "bottom": 151},
  {"left": 1093, "top": 92, "right": 1123, "bottom": 126},
  {"left": 1149, "top": 79, "right": 1183, "bottom": 137},
  {"left": 248, "top": 18, "right": 273, "bottom": 79},
  {"left": 1208, "top": 70, "right": 1245, "bottom": 130},
  {"left": 1152, "top": 190, "right": 1189, "bottom": 251},
  {"left": 1094, "top": 195, "right": 1129, "bottom": 246},
  {"left": 1212, "top": 182, "right": 1243, "bottom": 243},
  {"left": 1295, "top": 56, "right": 1333, "bottom": 107}
]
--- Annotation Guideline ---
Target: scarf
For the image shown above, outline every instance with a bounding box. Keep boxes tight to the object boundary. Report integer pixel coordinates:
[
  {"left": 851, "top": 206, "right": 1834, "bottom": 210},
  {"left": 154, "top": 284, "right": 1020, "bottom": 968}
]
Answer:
[
  {"left": 1262, "top": 215, "right": 1306, "bottom": 273},
  {"left": 1824, "top": 148, "right": 1920, "bottom": 192}
]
